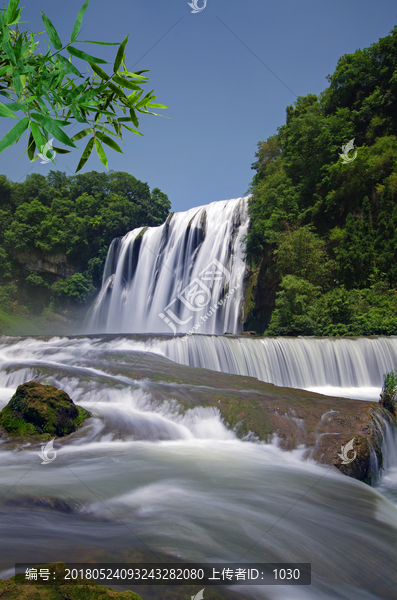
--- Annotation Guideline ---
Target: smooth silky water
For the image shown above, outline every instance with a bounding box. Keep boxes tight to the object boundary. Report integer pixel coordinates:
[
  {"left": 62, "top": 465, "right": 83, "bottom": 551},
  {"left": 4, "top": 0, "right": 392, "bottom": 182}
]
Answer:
[{"left": 0, "top": 335, "right": 397, "bottom": 600}]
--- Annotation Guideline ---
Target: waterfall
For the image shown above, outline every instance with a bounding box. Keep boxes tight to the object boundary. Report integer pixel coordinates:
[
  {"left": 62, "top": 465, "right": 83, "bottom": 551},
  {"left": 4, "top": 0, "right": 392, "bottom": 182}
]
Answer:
[{"left": 88, "top": 197, "right": 249, "bottom": 334}]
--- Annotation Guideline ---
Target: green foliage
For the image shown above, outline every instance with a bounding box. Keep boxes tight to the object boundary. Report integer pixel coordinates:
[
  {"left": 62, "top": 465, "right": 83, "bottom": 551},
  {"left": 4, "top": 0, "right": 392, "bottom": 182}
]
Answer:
[
  {"left": 25, "top": 271, "right": 50, "bottom": 288},
  {"left": 0, "top": 0, "right": 168, "bottom": 171},
  {"left": 52, "top": 273, "right": 95, "bottom": 304},
  {"left": 273, "top": 225, "right": 334, "bottom": 289},
  {"left": 0, "top": 168, "right": 170, "bottom": 317},
  {"left": 266, "top": 275, "right": 322, "bottom": 336},
  {"left": 246, "top": 24, "right": 397, "bottom": 335},
  {"left": 380, "top": 370, "right": 397, "bottom": 414},
  {"left": 0, "top": 281, "right": 16, "bottom": 310}
]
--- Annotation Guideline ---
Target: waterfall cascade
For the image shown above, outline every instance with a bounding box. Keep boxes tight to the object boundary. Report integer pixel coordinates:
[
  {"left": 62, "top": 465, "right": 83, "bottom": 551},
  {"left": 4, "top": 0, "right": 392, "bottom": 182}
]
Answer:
[
  {"left": 88, "top": 197, "right": 249, "bottom": 334},
  {"left": 143, "top": 334, "right": 397, "bottom": 398}
]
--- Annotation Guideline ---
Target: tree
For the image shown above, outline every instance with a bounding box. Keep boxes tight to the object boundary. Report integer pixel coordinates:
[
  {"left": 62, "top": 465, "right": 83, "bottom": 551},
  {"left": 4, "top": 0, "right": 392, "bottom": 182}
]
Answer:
[
  {"left": 375, "top": 182, "right": 397, "bottom": 285},
  {"left": 0, "top": 0, "right": 168, "bottom": 171},
  {"left": 265, "top": 275, "right": 321, "bottom": 336},
  {"left": 273, "top": 224, "right": 334, "bottom": 289}
]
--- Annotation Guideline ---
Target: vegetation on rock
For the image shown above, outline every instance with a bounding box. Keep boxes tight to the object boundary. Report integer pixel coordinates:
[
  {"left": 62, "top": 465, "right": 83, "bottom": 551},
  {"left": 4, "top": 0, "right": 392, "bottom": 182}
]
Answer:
[
  {"left": 2, "top": 562, "right": 142, "bottom": 599},
  {"left": 0, "top": 381, "right": 90, "bottom": 439},
  {"left": 380, "top": 370, "right": 397, "bottom": 414}
]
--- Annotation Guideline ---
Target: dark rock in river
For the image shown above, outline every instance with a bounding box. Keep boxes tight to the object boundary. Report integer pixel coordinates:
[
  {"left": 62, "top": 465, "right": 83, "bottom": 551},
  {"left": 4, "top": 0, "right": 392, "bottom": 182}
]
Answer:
[{"left": 0, "top": 381, "right": 91, "bottom": 440}]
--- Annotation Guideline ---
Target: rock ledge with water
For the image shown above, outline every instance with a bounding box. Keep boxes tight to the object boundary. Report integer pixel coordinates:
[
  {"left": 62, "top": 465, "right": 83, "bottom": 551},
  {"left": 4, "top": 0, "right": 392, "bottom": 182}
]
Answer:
[
  {"left": 126, "top": 351, "right": 396, "bottom": 486},
  {"left": 0, "top": 381, "right": 91, "bottom": 442}
]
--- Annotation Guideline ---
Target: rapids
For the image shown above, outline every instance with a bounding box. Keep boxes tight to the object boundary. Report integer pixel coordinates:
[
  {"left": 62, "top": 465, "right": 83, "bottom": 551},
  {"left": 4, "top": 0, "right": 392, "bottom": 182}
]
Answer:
[{"left": 0, "top": 335, "right": 396, "bottom": 599}]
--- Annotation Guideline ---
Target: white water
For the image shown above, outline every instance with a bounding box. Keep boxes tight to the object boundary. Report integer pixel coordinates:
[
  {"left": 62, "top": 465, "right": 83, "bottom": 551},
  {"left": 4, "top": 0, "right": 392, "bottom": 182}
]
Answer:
[
  {"left": 102, "top": 334, "right": 397, "bottom": 402},
  {"left": 88, "top": 197, "right": 249, "bottom": 335},
  {"left": 0, "top": 335, "right": 397, "bottom": 600}
]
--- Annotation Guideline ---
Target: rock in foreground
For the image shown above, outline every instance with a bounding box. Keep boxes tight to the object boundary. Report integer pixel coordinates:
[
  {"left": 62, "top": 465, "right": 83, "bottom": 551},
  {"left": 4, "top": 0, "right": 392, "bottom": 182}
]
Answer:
[
  {"left": 1, "top": 562, "right": 142, "bottom": 599},
  {"left": 0, "top": 381, "right": 90, "bottom": 440}
]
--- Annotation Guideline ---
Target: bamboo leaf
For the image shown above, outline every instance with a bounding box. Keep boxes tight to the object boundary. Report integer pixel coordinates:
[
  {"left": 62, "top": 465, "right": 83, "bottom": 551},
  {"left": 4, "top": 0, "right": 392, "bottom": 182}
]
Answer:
[
  {"left": 75, "top": 40, "right": 120, "bottom": 45},
  {"left": 57, "top": 54, "right": 82, "bottom": 77},
  {"left": 95, "top": 131, "right": 123, "bottom": 152},
  {"left": 4, "top": 102, "right": 27, "bottom": 112},
  {"left": 14, "top": 33, "right": 23, "bottom": 61},
  {"left": 94, "top": 137, "right": 108, "bottom": 168},
  {"left": 147, "top": 102, "right": 168, "bottom": 108},
  {"left": 96, "top": 124, "right": 118, "bottom": 137},
  {"left": 120, "top": 123, "right": 143, "bottom": 136},
  {"left": 112, "top": 75, "right": 141, "bottom": 91},
  {"left": 70, "top": 127, "right": 94, "bottom": 142},
  {"left": 78, "top": 84, "right": 107, "bottom": 103},
  {"left": 129, "top": 108, "right": 139, "bottom": 128},
  {"left": 66, "top": 82, "right": 88, "bottom": 103},
  {"left": 0, "top": 102, "right": 18, "bottom": 119},
  {"left": 30, "top": 112, "right": 77, "bottom": 148},
  {"left": 113, "top": 35, "right": 128, "bottom": 73},
  {"left": 30, "top": 120, "right": 47, "bottom": 150},
  {"left": 108, "top": 82, "right": 127, "bottom": 98},
  {"left": 0, "top": 116, "right": 29, "bottom": 154},
  {"left": 52, "top": 146, "right": 72, "bottom": 154},
  {"left": 68, "top": 102, "right": 87, "bottom": 123},
  {"left": 68, "top": 45, "right": 108, "bottom": 64},
  {"left": 1, "top": 41, "right": 16, "bottom": 64},
  {"left": 12, "top": 70, "right": 22, "bottom": 98},
  {"left": 27, "top": 131, "right": 36, "bottom": 160},
  {"left": 0, "top": 66, "right": 12, "bottom": 77},
  {"left": 70, "top": 0, "right": 90, "bottom": 43},
  {"left": 75, "top": 136, "right": 94, "bottom": 172},
  {"left": 5, "top": 0, "right": 19, "bottom": 25},
  {"left": 89, "top": 62, "right": 109, "bottom": 80},
  {"left": 8, "top": 7, "right": 22, "bottom": 25},
  {"left": 117, "top": 71, "right": 148, "bottom": 79},
  {"left": 40, "top": 11, "right": 63, "bottom": 51}
]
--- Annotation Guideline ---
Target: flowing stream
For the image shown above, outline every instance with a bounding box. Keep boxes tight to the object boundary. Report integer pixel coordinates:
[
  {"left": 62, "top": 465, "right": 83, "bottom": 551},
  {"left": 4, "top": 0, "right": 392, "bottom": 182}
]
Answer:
[{"left": 0, "top": 334, "right": 397, "bottom": 600}]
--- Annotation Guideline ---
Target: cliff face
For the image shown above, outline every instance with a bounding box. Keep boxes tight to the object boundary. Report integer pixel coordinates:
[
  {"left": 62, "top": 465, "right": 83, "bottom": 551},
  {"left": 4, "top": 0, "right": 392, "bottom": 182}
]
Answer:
[
  {"left": 11, "top": 250, "right": 79, "bottom": 279},
  {"left": 242, "top": 248, "right": 276, "bottom": 334}
]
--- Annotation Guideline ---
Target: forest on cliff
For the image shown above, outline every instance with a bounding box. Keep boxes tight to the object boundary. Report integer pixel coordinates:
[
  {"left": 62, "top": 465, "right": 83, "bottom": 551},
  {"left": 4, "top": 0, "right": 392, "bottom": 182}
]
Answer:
[
  {"left": 0, "top": 170, "right": 170, "bottom": 331},
  {"left": 244, "top": 24, "right": 397, "bottom": 336}
]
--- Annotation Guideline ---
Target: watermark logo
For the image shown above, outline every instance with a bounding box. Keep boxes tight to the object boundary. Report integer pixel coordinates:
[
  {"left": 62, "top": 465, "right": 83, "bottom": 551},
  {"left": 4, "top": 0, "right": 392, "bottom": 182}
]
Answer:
[
  {"left": 38, "top": 138, "right": 57, "bottom": 164},
  {"left": 191, "top": 590, "right": 205, "bottom": 600},
  {"left": 188, "top": 0, "right": 207, "bottom": 13},
  {"left": 159, "top": 258, "right": 231, "bottom": 335},
  {"left": 337, "top": 438, "right": 356, "bottom": 464},
  {"left": 339, "top": 138, "right": 357, "bottom": 164},
  {"left": 38, "top": 438, "right": 57, "bottom": 464}
]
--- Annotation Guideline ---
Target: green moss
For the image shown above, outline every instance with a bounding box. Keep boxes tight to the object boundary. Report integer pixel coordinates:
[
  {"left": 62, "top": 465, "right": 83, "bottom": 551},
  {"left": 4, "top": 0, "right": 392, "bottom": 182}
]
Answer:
[
  {"left": 73, "top": 406, "right": 91, "bottom": 428},
  {"left": 135, "top": 226, "right": 148, "bottom": 241},
  {"left": 0, "top": 382, "right": 91, "bottom": 440},
  {"left": 3, "top": 562, "right": 143, "bottom": 599}
]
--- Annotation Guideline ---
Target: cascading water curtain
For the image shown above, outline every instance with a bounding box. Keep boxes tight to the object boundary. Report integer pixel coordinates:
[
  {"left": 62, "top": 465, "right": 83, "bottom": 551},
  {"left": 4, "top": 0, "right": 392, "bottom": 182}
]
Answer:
[{"left": 88, "top": 197, "right": 250, "bottom": 335}]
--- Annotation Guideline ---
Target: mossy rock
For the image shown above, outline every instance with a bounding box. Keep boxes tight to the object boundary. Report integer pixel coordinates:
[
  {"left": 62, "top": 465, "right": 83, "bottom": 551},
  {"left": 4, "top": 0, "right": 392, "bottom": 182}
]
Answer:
[
  {"left": 1, "top": 562, "right": 142, "bottom": 599},
  {"left": 0, "top": 381, "right": 91, "bottom": 440}
]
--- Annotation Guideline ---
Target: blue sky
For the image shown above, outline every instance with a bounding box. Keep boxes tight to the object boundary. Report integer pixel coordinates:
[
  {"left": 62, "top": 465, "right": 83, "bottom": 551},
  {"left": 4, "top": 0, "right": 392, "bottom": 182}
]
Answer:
[{"left": 1, "top": 0, "right": 396, "bottom": 213}]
